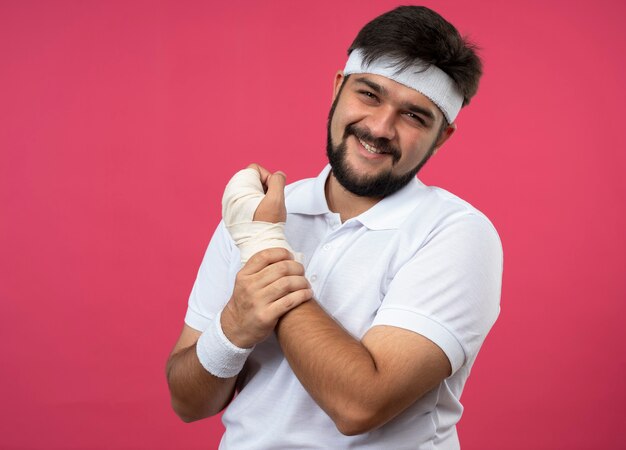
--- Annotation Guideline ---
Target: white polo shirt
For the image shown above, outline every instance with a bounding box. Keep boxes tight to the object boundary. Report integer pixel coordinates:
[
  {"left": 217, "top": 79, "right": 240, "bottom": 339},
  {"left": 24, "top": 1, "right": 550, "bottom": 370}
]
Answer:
[{"left": 185, "top": 165, "right": 503, "bottom": 449}]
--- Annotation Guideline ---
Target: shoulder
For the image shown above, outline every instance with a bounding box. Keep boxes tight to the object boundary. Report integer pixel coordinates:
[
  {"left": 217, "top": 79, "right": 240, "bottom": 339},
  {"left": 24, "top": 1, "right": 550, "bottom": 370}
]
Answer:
[
  {"left": 407, "top": 183, "right": 500, "bottom": 243},
  {"left": 386, "top": 182, "right": 503, "bottom": 272}
]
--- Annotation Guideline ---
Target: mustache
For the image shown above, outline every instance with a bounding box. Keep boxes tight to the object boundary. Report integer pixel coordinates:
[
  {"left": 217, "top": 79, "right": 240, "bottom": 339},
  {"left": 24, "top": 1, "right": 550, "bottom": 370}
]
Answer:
[{"left": 344, "top": 124, "right": 401, "bottom": 163}]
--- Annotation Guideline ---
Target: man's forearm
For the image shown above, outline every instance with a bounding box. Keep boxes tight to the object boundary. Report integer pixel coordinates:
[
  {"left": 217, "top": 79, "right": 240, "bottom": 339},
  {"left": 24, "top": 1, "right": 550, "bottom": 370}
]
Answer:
[
  {"left": 166, "top": 344, "right": 237, "bottom": 422},
  {"left": 276, "top": 299, "right": 450, "bottom": 436},
  {"left": 275, "top": 301, "right": 384, "bottom": 435}
]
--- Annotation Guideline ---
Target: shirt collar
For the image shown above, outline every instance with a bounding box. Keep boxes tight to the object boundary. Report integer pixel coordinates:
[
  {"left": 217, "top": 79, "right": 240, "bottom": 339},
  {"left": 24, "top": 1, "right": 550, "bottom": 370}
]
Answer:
[
  {"left": 354, "top": 176, "right": 425, "bottom": 230},
  {"left": 285, "top": 165, "right": 333, "bottom": 216},
  {"left": 286, "top": 164, "right": 427, "bottom": 230}
]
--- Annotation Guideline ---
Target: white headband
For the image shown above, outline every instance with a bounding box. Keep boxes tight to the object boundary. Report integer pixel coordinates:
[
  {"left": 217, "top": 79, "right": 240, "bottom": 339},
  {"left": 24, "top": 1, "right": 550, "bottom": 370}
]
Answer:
[{"left": 343, "top": 49, "right": 463, "bottom": 123}]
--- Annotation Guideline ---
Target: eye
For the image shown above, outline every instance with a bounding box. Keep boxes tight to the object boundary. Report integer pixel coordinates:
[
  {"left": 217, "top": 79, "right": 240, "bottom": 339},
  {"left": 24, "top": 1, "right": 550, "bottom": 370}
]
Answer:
[
  {"left": 404, "top": 112, "right": 426, "bottom": 126},
  {"left": 358, "top": 90, "right": 379, "bottom": 103}
]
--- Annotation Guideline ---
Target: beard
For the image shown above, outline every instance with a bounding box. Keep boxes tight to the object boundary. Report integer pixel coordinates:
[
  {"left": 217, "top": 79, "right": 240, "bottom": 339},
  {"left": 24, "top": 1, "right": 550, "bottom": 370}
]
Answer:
[{"left": 326, "top": 91, "right": 436, "bottom": 199}]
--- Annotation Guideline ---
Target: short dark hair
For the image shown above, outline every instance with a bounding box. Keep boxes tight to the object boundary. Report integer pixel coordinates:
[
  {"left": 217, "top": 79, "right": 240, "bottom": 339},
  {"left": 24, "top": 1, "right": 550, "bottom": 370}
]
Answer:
[{"left": 348, "top": 6, "right": 482, "bottom": 108}]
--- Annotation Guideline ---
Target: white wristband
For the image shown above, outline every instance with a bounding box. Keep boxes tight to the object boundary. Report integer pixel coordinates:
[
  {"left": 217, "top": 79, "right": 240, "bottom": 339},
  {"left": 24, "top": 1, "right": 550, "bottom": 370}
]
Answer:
[{"left": 196, "top": 310, "right": 253, "bottom": 378}]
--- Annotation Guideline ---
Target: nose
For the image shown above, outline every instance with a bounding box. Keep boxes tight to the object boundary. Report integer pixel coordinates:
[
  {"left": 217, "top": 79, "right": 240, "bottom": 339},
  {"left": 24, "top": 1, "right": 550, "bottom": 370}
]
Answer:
[{"left": 366, "top": 105, "right": 397, "bottom": 141}]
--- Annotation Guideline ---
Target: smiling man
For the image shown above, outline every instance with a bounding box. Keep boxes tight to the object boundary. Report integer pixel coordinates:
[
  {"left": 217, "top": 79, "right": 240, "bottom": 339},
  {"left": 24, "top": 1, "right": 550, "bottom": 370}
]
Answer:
[{"left": 167, "top": 6, "right": 503, "bottom": 449}]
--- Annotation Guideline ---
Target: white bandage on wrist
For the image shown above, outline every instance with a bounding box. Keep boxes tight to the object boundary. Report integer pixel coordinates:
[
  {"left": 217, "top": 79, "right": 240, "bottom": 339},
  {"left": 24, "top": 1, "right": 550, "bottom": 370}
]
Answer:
[
  {"left": 222, "top": 168, "right": 300, "bottom": 264},
  {"left": 344, "top": 48, "right": 463, "bottom": 123},
  {"left": 196, "top": 310, "right": 253, "bottom": 378}
]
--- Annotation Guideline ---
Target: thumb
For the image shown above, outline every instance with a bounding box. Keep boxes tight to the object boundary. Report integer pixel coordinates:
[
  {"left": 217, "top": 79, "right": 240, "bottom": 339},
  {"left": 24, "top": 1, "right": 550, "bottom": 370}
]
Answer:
[
  {"left": 253, "top": 171, "right": 287, "bottom": 222},
  {"left": 264, "top": 171, "right": 286, "bottom": 202}
]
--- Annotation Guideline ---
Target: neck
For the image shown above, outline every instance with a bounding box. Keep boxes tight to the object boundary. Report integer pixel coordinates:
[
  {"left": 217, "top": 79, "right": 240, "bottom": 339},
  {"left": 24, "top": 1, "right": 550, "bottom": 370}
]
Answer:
[{"left": 324, "top": 173, "right": 381, "bottom": 222}]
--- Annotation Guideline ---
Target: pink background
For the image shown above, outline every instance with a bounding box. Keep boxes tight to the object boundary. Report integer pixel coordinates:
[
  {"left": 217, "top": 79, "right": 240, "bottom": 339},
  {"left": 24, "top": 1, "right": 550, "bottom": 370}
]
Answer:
[{"left": 1, "top": 1, "right": 625, "bottom": 449}]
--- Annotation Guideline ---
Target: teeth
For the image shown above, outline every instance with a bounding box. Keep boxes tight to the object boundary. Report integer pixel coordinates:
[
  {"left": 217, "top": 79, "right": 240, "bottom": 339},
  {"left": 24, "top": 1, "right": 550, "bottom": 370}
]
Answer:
[{"left": 359, "top": 138, "right": 383, "bottom": 154}]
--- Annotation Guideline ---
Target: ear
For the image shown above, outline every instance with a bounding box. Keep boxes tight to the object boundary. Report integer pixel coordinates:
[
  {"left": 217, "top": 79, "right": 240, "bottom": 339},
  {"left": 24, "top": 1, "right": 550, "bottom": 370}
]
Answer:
[
  {"left": 332, "top": 71, "right": 344, "bottom": 102},
  {"left": 431, "top": 123, "right": 457, "bottom": 156}
]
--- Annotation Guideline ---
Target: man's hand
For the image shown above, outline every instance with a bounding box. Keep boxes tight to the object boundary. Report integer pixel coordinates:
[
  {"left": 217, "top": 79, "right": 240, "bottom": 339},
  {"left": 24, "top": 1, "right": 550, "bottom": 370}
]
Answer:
[
  {"left": 247, "top": 163, "right": 287, "bottom": 223},
  {"left": 166, "top": 164, "right": 303, "bottom": 423},
  {"left": 220, "top": 248, "right": 312, "bottom": 349},
  {"left": 220, "top": 163, "right": 310, "bottom": 349}
]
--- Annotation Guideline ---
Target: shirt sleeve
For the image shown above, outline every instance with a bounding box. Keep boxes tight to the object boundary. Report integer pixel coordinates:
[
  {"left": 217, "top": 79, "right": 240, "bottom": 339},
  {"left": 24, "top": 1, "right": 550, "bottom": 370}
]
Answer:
[
  {"left": 371, "top": 213, "right": 503, "bottom": 374},
  {"left": 185, "top": 221, "right": 241, "bottom": 332}
]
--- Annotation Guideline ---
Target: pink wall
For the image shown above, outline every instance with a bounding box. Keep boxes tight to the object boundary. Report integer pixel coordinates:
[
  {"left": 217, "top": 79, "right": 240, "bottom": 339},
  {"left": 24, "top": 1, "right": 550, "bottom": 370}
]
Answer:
[{"left": 1, "top": 1, "right": 625, "bottom": 448}]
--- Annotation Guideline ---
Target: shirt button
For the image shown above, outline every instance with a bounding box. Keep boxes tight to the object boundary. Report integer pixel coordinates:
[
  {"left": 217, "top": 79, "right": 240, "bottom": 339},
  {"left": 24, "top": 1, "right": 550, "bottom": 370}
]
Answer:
[
  {"left": 310, "top": 274, "right": 318, "bottom": 282},
  {"left": 322, "top": 244, "right": 331, "bottom": 251}
]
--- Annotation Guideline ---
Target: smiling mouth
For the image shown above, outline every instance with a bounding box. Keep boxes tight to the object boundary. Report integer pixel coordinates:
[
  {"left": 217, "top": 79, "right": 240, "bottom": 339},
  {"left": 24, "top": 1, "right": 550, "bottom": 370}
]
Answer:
[{"left": 358, "top": 138, "right": 388, "bottom": 155}]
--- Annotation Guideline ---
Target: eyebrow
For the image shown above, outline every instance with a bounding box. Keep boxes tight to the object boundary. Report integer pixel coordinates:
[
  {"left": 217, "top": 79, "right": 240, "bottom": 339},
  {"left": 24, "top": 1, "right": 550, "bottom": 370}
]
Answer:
[
  {"left": 355, "top": 76, "right": 389, "bottom": 96},
  {"left": 354, "top": 76, "right": 437, "bottom": 124}
]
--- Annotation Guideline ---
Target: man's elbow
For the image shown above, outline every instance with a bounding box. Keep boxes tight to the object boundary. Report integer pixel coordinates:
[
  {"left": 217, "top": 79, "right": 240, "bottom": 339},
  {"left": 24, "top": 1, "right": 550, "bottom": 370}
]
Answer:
[
  {"left": 175, "top": 411, "right": 201, "bottom": 424},
  {"left": 171, "top": 400, "right": 201, "bottom": 423},
  {"left": 331, "top": 405, "right": 388, "bottom": 436},
  {"left": 336, "top": 420, "right": 372, "bottom": 437},
  {"left": 170, "top": 397, "right": 217, "bottom": 424}
]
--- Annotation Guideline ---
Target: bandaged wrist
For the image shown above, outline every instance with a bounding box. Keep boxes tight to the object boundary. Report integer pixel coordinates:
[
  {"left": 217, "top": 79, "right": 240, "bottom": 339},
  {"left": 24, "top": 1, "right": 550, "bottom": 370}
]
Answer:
[
  {"left": 196, "top": 310, "right": 253, "bottom": 378},
  {"left": 222, "top": 168, "right": 300, "bottom": 264},
  {"left": 228, "top": 221, "right": 293, "bottom": 264}
]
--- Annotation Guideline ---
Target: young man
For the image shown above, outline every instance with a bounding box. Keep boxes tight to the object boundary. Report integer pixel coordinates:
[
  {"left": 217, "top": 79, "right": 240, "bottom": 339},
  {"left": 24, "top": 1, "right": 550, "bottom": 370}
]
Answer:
[{"left": 167, "top": 6, "right": 502, "bottom": 449}]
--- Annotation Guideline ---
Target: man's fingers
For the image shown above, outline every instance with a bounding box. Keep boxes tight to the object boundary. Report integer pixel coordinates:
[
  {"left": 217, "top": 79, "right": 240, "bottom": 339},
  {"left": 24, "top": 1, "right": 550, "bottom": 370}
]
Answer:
[
  {"left": 240, "top": 248, "right": 294, "bottom": 275},
  {"left": 253, "top": 170, "right": 287, "bottom": 222},
  {"left": 246, "top": 163, "right": 272, "bottom": 186},
  {"left": 239, "top": 261, "right": 306, "bottom": 305},
  {"left": 257, "top": 259, "right": 305, "bottom": 282},
  {"left": 268, "top": 289, "right": 314, "bottom": 316},
  {"left": 261, "top": 275, "right": 311, "bottom": 300},
  {"left": 265, "top": 171, "right": 286, "bottom": 202}
]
